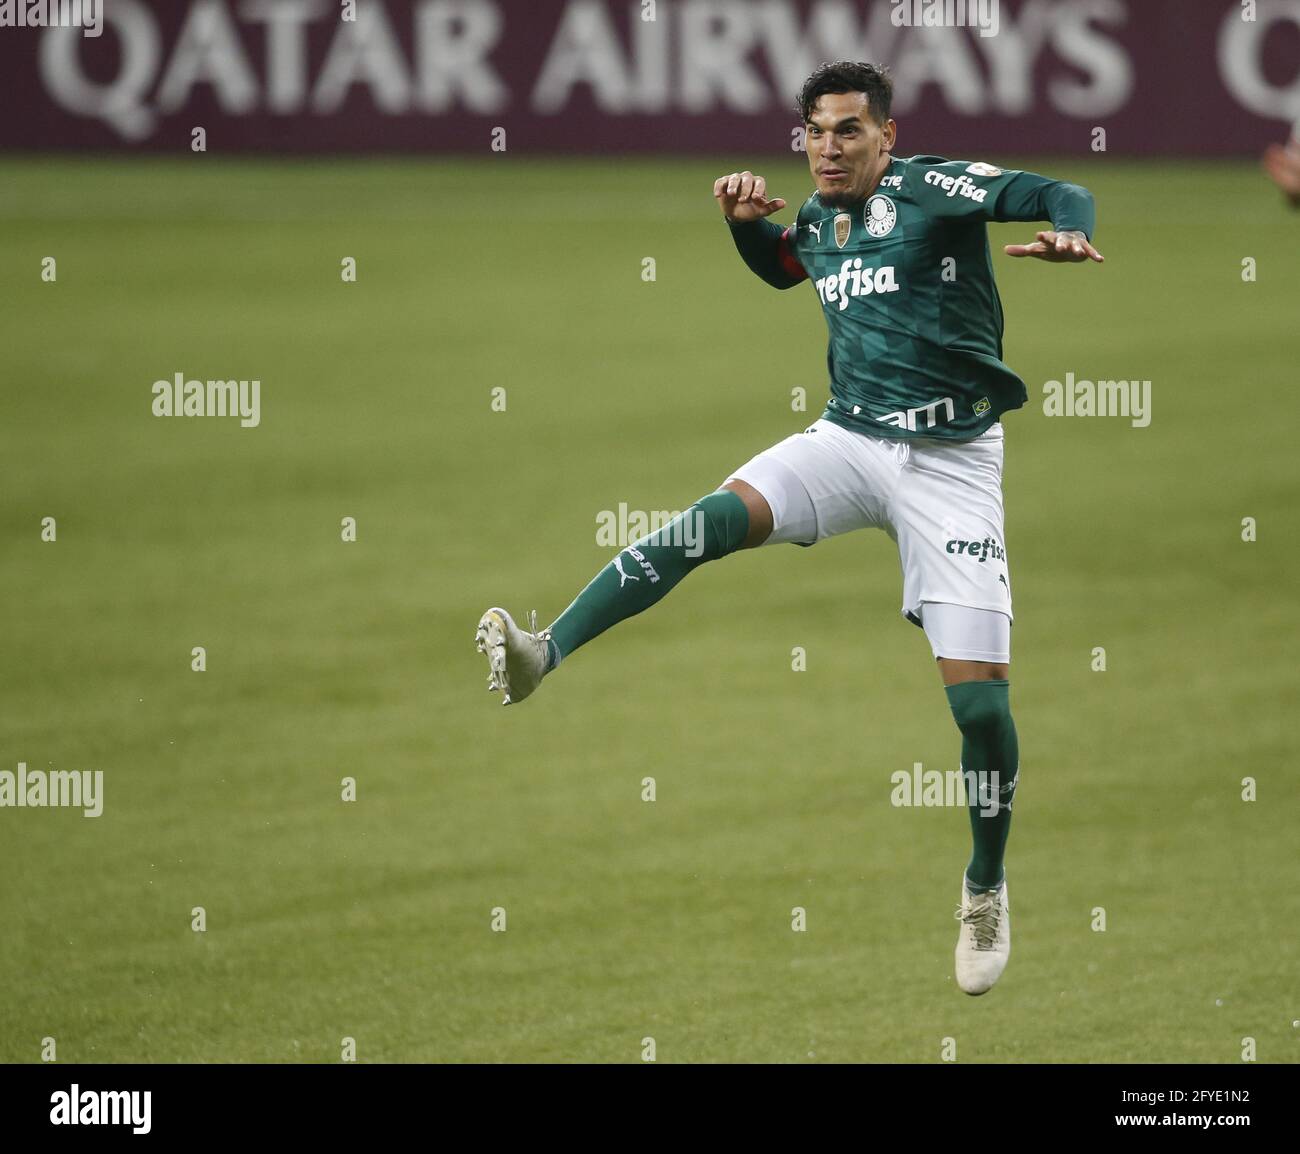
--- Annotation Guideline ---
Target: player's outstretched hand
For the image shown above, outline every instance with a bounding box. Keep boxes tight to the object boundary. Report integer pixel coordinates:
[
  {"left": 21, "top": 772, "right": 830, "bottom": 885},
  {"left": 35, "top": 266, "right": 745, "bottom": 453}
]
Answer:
[
  {"left": 1004, "top": 230, "right": 1104, "bottom": 263},
  {"left": 714, "top": 171, "right": 786, "bottom": 223}
]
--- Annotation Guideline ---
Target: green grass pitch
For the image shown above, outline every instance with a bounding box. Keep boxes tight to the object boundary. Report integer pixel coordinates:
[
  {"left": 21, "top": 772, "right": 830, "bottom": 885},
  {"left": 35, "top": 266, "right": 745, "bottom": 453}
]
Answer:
[{"left": 0, "top": 156, "right": 1295, "bottom": 1063}]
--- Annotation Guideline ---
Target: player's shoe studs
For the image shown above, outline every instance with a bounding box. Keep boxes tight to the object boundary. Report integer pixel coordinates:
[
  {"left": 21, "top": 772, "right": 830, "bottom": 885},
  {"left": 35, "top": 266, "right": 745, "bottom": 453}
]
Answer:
[
  {"left": 953, "top": 878, "right": 1010, "bottom": 996},
  {"left": 475, "top": 607, "right": 551, "bottom": 706}
]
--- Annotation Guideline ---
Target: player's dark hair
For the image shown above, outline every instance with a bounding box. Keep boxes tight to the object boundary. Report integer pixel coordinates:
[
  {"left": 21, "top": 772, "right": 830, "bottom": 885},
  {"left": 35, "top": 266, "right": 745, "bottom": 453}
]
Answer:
[{"left": 798, "top": 62, "right": 893, "bottom": 126}]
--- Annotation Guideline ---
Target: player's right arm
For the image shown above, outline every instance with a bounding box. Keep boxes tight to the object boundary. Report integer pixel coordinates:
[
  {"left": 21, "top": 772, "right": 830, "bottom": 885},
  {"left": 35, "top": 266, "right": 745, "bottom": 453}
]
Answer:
[{"left": 714, "top": 170, "right": 807, "bottom": 290}]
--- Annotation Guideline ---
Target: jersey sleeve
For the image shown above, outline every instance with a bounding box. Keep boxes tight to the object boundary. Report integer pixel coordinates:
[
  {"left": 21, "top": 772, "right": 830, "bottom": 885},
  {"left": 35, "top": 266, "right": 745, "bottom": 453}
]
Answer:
[
  {"left": 905, "top": 157, "right": 1096, "bottom": 240},
  {"left": 726, "top": 216, "right": 808, "bottom": 290}
]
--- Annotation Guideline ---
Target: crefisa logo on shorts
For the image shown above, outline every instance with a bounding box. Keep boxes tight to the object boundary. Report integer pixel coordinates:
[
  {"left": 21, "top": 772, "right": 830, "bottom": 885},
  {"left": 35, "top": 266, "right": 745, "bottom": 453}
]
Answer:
[{"left": 946, "top": 536, "right": 1005, "bottom": 563}]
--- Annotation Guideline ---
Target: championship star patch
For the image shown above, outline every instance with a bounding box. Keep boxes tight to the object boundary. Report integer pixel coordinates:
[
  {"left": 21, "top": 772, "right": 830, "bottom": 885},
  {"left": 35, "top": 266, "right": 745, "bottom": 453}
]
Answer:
[{"left": 834, "top": 212, "right": 851, "bottom": 248}]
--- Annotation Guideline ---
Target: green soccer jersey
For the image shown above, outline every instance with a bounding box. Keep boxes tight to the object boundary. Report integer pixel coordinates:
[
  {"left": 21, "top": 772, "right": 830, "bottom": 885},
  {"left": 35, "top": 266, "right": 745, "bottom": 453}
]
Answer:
[{"left": 736, "top": 155, "right": 1095, "bottom": 441}]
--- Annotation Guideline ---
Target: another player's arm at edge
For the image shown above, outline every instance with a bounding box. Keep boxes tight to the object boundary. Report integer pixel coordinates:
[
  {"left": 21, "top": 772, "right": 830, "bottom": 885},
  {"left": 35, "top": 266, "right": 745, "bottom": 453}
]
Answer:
[{"left": 713, "top": 169, "right": 807, "bottom": 289}]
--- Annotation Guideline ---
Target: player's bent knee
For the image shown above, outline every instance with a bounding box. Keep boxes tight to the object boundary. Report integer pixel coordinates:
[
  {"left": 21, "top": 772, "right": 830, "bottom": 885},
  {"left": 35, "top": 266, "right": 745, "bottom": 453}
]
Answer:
[
  {"left": 686, "top": 487, "right": 755, "bottom": 561},
  {"left": 721, "top": 479, "right": 773, "bottom": 549},
  {"left": 945, "top": 679, "right": 1013, "bottom": 737}
]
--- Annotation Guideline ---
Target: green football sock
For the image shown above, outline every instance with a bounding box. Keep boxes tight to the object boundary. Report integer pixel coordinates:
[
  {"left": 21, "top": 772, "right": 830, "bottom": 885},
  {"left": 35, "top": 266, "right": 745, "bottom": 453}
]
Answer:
[
  {"left": 945, "top": 679, "right": 1019, "bottom": 893},
  {"left": 545, "top": 489, "right": 750, "bottom": 668}
]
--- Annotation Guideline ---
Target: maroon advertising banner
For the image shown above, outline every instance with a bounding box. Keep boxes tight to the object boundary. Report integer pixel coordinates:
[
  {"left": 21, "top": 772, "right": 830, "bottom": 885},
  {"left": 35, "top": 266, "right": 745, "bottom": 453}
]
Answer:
[{"left": 1, "top": 0, "right": 1298, "bottom": 155}]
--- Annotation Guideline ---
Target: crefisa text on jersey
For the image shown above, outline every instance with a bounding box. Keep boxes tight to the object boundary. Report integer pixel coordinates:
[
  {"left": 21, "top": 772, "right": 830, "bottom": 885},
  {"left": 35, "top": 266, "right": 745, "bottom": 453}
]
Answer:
[
  {"left": 815, "top": 260, "right": 899, "bottom": 311},
  {"left": 923, "top": 170, "right": 991, "bottom": 203}
]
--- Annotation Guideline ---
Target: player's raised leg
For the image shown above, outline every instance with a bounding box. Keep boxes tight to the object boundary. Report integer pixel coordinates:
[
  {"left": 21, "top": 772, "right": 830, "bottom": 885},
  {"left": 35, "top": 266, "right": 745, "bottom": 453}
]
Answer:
[
  {"left": 475, "top": 416, "right": 894, "bottom": 706},
  {"left": 544, "top": 486, "right": 763, "bottom": 666},
  {"left": 475, "top": 483, "right": 770, "bottom": 705}
]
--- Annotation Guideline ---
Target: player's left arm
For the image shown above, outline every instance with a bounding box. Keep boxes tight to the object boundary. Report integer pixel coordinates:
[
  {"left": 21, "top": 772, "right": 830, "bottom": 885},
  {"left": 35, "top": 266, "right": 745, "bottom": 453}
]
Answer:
[
  {"left": 908, "top": 160, "right": 1103, "bottom": 263},
  {"left": 993, "top": 169, "right": 1103, "bottom": 263}
]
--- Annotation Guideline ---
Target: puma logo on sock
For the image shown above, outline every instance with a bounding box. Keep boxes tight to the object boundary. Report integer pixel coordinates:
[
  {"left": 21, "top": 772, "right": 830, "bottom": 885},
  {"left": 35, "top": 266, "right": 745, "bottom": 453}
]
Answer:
[{"left": 613, "top": 554, "right": 640, "bottom": 588}]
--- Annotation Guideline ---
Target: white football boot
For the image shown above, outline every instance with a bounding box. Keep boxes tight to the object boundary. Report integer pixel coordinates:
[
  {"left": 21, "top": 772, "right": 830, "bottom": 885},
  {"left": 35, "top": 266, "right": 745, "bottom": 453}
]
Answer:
[
  {"left": 475, "top": 607, "right": 552, "bottom": 706},
  {"left": 953, "top": 878, "right": 1011, "bottom": 995}
]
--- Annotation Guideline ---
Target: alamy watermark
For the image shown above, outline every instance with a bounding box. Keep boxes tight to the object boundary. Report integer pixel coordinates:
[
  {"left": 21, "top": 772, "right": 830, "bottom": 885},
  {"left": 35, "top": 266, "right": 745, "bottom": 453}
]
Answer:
[
  {"left": 152, "top": 373, "right": 261, "bottom": 427},
  {"left": 596, "top": 503, "right": 704, "bottom": 558},
  {"left": 50, "top": 1085, "right": 150, "bottom": 1134},
  {"left": 891, "top": 0, "right": 999, "bottom": 38},
  {"left": 890, "top": 762, "right": 1011, "bottom": 817},
  {"left": 1, "top": 762, "right": 103, "bottom": 817},
  {"left": 0, "top": 0, "right": 101, "bottom": 37},
  {"left": 1043, "top": 373, "right": 1151, "bottom": 427}
]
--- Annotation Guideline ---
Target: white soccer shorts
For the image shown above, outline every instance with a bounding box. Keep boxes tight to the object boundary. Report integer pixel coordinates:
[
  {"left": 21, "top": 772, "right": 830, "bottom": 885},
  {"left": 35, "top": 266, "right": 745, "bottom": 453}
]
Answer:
[{"left": 723, "top": 417, "right": 1013, "bottom": 664}]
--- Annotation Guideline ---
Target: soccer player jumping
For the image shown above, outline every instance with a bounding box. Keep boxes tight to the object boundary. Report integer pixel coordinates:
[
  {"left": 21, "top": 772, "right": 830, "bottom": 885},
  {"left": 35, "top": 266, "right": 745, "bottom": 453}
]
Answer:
[{"left": 476, "top": 62, "right": 1102, "bottom": 996}]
